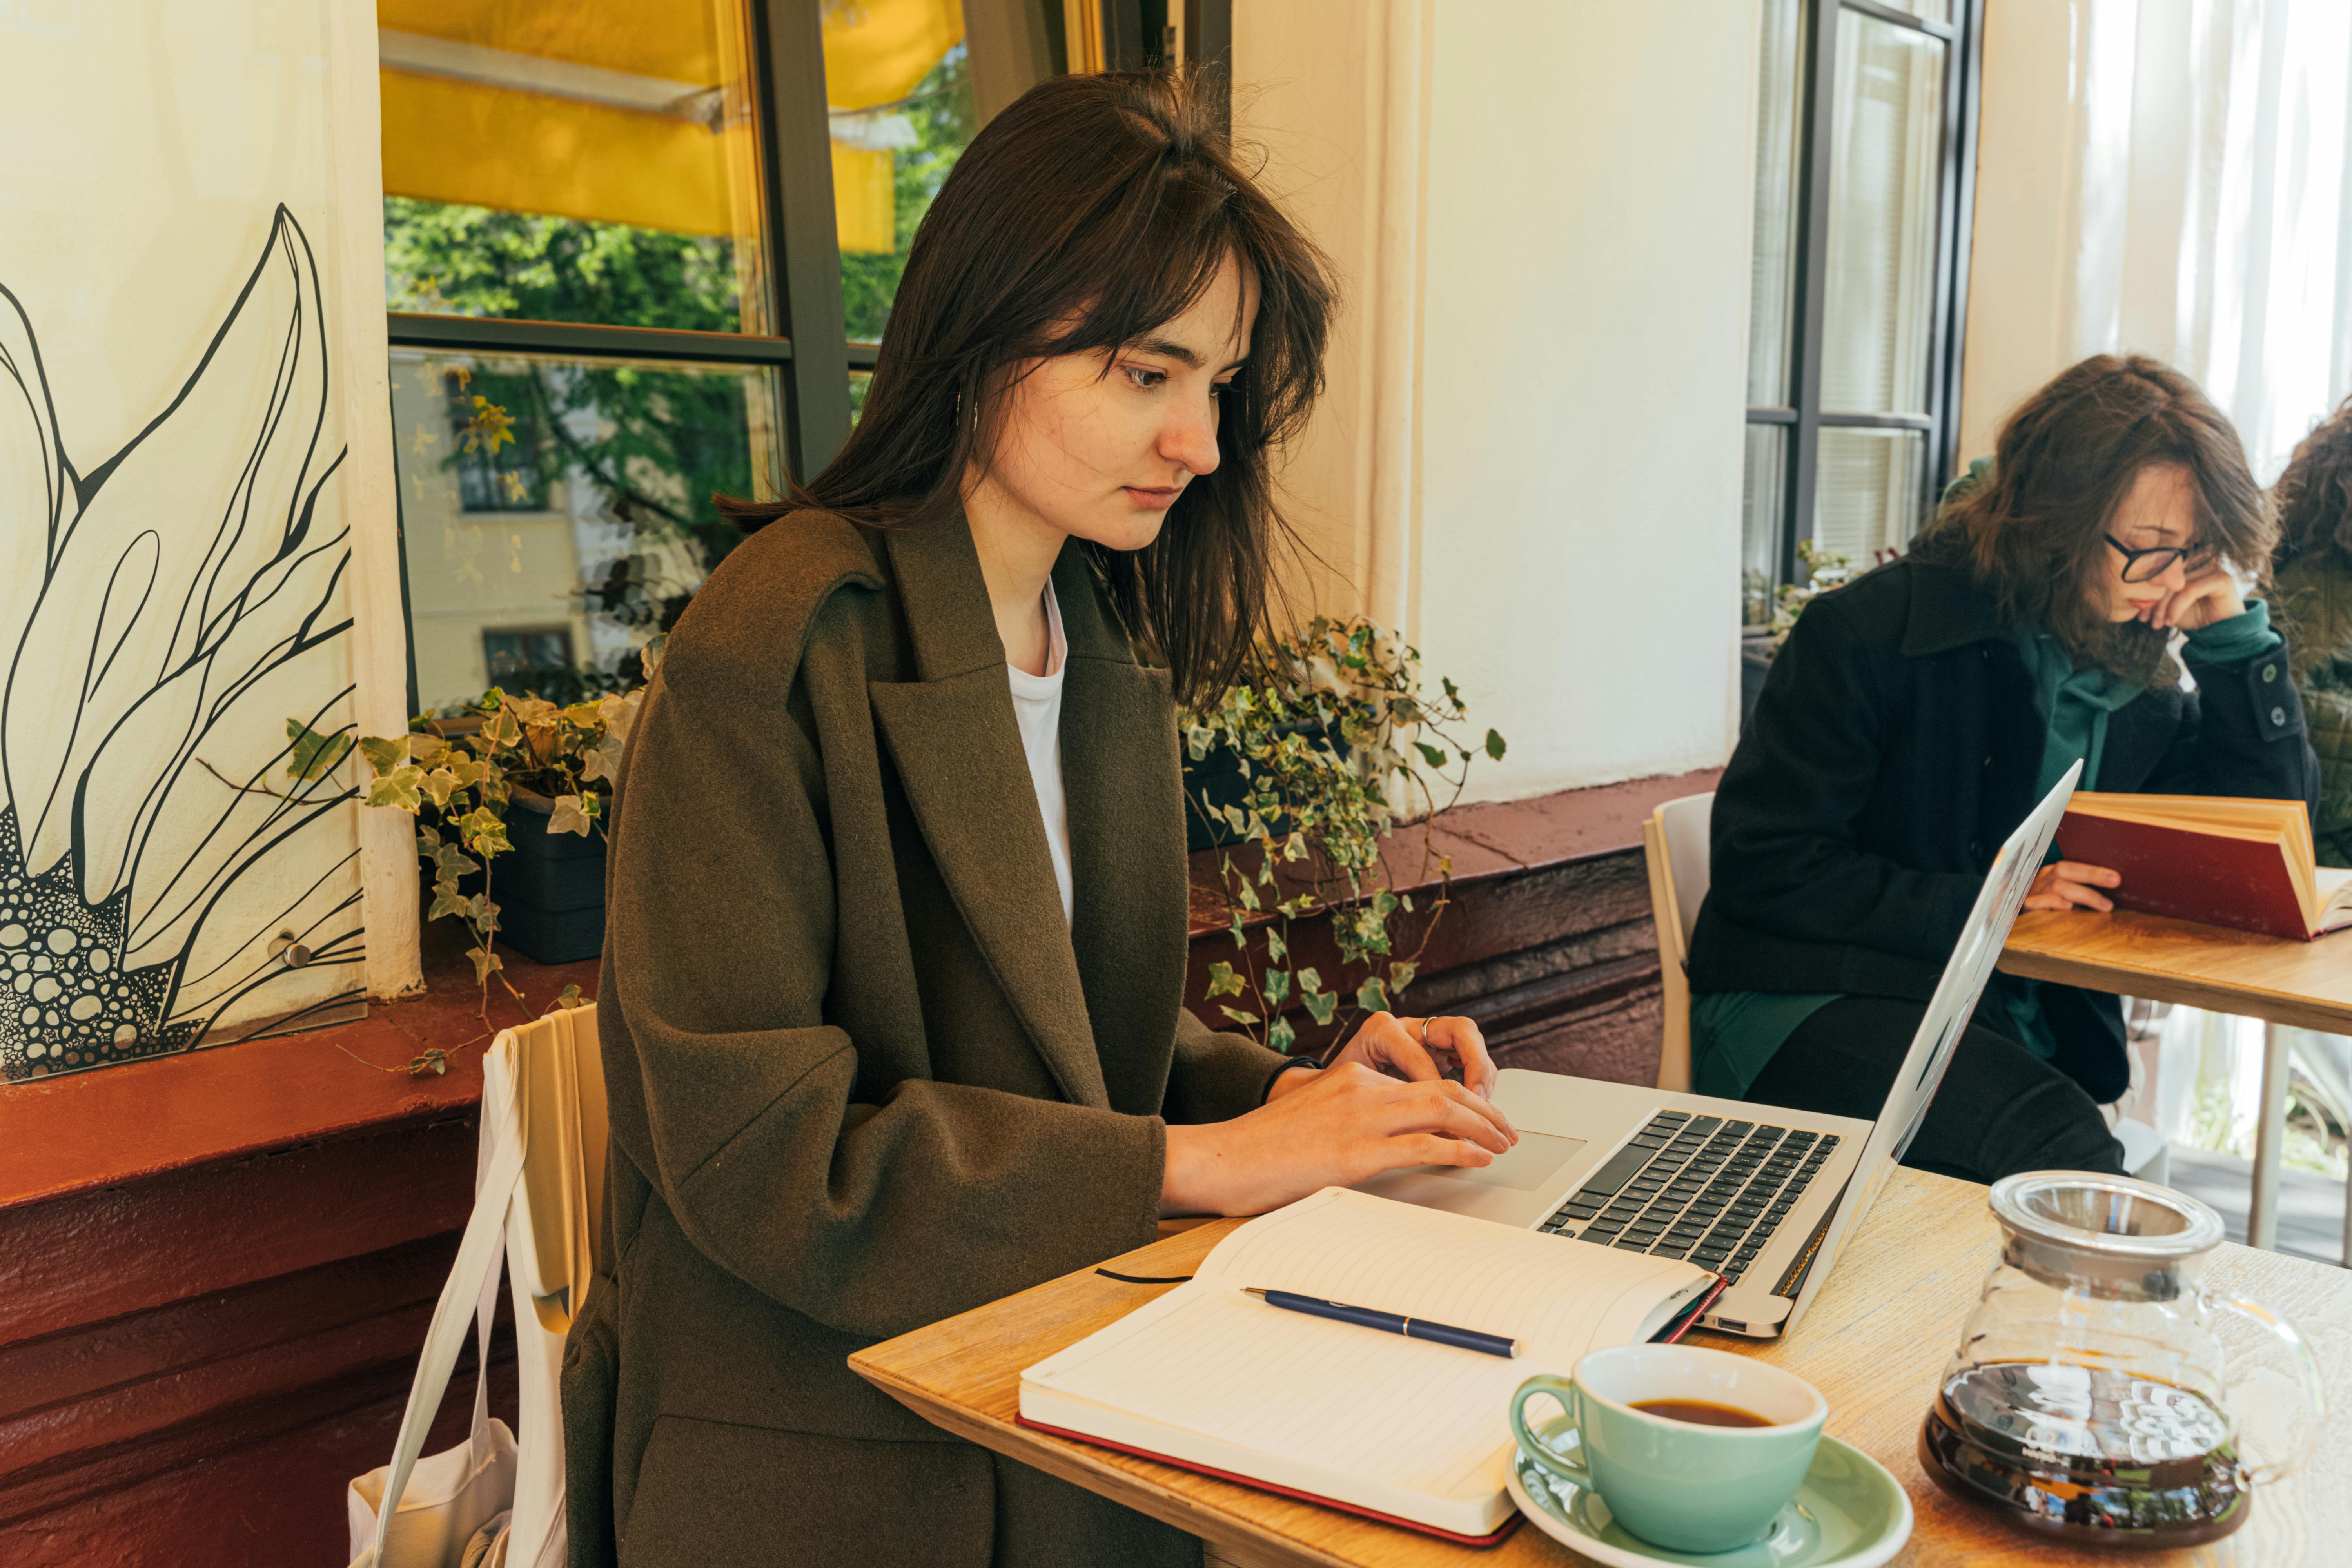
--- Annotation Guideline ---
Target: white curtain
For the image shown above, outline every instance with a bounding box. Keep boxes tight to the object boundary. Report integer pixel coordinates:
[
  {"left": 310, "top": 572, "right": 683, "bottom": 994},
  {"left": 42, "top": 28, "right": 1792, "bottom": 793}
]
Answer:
[{"left": 2063, "top": 0, "right": 2352, "bottom": 480}]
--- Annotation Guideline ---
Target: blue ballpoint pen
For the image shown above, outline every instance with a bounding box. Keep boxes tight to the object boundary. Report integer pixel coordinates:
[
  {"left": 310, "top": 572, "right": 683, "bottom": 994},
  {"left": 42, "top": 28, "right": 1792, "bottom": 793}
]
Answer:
[{"left": 1242, "top": 1287, "right": 1520, "bottom": 1358}]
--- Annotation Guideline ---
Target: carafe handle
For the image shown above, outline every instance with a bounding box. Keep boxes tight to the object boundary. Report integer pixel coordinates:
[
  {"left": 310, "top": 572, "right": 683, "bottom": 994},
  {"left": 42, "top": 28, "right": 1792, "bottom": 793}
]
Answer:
[{"left": 2210, "top": 1292, "right": 2327, "bottom": 1485}]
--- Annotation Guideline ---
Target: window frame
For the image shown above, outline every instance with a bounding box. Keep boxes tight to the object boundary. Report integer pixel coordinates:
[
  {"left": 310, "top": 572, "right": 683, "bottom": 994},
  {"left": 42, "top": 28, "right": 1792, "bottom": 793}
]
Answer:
[
  {"left": 386, "top": 2, "right": 1232, "bottom": 712},
  {"left": 1749, "top": 0, "right": 1984, "bottom": 596}
]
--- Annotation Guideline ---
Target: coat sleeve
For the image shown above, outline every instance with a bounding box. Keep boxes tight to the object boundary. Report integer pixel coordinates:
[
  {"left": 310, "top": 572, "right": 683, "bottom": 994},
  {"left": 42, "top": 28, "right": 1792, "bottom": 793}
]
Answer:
[
  {"left": 2143, "top": 637, "right": 2322, "bottom": 815},
  {"left": 598, "top": 635, "right": 1165, "bottom": 1343},
  {"left": 1707, "top": 596, "right": 1983, "bottom": 964},
  {"left": 1162, "top": 1007, "right": 1295, "bottom": 1123}
]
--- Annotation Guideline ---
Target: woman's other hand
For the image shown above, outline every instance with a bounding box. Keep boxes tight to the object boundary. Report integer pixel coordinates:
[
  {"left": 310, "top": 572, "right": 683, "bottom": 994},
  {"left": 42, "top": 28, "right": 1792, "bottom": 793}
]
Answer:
[
  {"left": 2139, "top": 564, "right": 2246, "bottom": 631},
  {"left": 1162, "top": 1061, "right": 1517, "bottom": 1217},
  {"left": 2026, "top": 860, "right": 2121, "bottom": 911},
  {"left": 1310, "top": 1011, "right": 1504, "bottom": 1103}
]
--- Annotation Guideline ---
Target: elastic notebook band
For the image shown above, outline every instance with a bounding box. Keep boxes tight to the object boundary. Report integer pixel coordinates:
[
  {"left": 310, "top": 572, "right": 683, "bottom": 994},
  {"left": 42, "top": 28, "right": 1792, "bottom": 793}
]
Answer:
[{"left": 1094, "top": 1269, "right": 1195, "bottom": 1284}]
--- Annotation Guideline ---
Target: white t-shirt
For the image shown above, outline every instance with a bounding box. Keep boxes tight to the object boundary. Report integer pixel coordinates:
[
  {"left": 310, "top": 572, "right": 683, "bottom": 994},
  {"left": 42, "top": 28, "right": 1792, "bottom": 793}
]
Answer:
[{"left": 1006, "top": 584, "right": 1074, "bottom": 927}]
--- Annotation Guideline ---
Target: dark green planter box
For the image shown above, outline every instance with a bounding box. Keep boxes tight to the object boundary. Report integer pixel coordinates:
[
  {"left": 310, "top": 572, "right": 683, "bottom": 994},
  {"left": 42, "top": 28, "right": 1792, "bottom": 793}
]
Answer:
[{"left": 439, "top": 797, "right": 607, "bottom": 965}]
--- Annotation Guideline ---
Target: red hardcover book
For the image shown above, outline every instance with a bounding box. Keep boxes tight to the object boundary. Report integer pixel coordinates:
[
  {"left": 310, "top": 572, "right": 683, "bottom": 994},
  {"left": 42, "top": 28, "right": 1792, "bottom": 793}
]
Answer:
[{"left": 2055, "top": 793, "right": 2352, "bottom": 941}]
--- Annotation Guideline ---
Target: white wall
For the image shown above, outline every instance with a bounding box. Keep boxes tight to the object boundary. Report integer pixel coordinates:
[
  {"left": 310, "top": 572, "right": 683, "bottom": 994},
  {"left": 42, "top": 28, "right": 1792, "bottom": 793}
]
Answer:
[{"left": 1238, "top": 0, "right": 1759, "bottom": 800}]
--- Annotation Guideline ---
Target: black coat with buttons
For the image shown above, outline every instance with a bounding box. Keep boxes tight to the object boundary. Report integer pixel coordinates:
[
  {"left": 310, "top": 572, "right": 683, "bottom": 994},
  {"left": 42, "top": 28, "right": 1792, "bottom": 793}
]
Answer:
[{"left": 1688, "top": 558, "right": 2321, "bottom": 1104}]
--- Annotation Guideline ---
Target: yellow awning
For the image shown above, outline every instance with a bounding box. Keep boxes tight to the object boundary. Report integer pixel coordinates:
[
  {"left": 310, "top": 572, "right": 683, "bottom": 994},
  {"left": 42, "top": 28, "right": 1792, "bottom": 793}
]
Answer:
[{"left": 377, "top": 0, "right": 962, "bottom": 254}]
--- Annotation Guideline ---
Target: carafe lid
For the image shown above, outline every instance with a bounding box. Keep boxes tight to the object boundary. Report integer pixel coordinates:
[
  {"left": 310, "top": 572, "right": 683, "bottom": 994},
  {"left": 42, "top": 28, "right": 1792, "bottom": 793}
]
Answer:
[{"left": 1989, "top": 1172, "right": 2226, "bottom": 1300}]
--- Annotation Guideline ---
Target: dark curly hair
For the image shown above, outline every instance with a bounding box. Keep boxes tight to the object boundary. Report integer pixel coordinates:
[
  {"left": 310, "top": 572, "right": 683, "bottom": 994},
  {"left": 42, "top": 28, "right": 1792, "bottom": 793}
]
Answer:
[
  {"left": 2273, "top": 394, "right": 2352, "bottom": 568},
  {"left": 1907, "top": 354, "right": 2274, "bottom": 682},
  {"left": 717, "top": 69, "right": 1334, "bottom": 708}
]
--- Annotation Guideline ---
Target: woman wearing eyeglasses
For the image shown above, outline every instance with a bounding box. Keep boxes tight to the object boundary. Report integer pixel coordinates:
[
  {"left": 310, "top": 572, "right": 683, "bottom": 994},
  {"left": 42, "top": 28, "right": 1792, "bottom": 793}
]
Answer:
[{"left": 1687, "top": 354, "right": 2320, "bottom": 1184}]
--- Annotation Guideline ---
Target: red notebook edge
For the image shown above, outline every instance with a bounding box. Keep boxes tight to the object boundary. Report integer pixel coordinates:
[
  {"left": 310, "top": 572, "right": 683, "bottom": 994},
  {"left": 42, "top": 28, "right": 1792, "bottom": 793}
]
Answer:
[
  {"left": 1014, "top": 1271, "right": 1727, "bottom": 1550},
  {"left": 1013, "top": 1415, "right": 1524, "bottom": 1548}
]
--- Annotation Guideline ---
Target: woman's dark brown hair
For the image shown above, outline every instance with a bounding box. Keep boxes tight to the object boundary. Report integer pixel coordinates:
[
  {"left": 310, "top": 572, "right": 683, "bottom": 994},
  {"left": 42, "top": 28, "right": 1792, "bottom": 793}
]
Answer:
[
  {"left": 2272, "top": 395, "right": 2352, "bottom": 567},
  {"left": 1908, "top": 353, "right": 2273, "bottom": 682},
  {"left": 719, "top": 69, "right": 1333, "bottom": 707}
]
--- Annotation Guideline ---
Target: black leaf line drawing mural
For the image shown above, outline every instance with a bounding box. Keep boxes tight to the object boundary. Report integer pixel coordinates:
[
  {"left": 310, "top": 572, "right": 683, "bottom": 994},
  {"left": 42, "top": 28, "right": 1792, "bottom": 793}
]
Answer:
[{"left": 0, "top": 205, "right": 367, "bottom": 1080}]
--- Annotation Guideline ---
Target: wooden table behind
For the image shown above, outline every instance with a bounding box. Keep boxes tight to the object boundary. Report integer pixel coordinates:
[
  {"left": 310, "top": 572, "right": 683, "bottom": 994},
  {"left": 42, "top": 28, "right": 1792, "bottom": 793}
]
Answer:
[
  {"left": 2001, "top": 908, "right": 2352, "bottom": 1034},
  {"left": 851, "top": 1168, "right": 2352, "bottom": 1568}
]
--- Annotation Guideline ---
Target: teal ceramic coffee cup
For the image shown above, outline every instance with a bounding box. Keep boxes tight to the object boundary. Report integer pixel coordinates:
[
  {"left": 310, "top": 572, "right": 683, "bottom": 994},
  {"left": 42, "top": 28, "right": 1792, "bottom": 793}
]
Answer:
[{"left": 1509, "top": 1344, "right": 1827, "bottom": 1553}]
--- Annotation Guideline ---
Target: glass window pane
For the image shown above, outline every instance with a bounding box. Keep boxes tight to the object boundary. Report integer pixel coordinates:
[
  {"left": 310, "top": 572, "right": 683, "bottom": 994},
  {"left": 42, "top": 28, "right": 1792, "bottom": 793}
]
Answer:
[
  {"left": 392, "top": 348, "right": 780, "bottom": 710},
  {"left": 377, "top": 1, "right": 769, "bottom": 334},
  {"left": 1814, "top": 427, "right": 1927, "bottom": 565},
  {"left": 826, "top": 4, "right": 979, "bottom": 342},
  {"left": 1867, "top": 0, "right": 1952, "bottom": 24},
  {"left": 1748, "top": 0, "right": 1805, "bottom": 406},
  {"left": 1743, "top": 425, "right": 1788, "bottom": 626},
  {"left": 1820, "top": 13, "right": 1944, "bottom": 415}
]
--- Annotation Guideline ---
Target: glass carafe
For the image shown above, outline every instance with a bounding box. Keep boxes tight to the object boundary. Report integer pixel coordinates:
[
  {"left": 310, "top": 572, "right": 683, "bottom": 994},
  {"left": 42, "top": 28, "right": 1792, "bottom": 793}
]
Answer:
[{"left": 1919, "top": 1172, "right": 2326, "bottom": 1548}]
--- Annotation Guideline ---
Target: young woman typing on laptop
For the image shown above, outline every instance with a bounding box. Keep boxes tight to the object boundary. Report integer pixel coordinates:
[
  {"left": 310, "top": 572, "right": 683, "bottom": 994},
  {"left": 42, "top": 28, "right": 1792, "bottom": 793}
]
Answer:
[
  {"left": 1688, "top": 356, "right": 2320, "bottom": 1184},
  {"left": 565, "top": 73, "right": 1514, "bottom": 1568}
]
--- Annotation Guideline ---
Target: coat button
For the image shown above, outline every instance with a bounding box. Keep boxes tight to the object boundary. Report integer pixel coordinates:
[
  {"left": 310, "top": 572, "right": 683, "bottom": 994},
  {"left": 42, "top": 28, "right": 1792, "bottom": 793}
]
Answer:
[
  {"left": 2271, "top": 706, "right": 2288, "bottom": 726},
  {"left": 2261, "top": 663, "right": 2278, "bottom": 683}
]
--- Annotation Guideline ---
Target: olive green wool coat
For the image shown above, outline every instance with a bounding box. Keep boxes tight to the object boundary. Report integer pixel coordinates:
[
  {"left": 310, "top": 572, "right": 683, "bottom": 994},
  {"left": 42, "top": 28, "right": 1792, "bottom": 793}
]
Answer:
[
  {"left": 2274, "top": 550, "right": 2352, "bottom": 865},
  {"left": 561, "top": 511, "right": 1289, "bottom": 1566}
]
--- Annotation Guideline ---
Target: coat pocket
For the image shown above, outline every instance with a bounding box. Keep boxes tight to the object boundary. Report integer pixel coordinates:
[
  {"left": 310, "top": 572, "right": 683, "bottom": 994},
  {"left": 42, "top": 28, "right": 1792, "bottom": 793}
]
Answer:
[
  {"left": 561, "top": 1272, "right": 621, "bottom": 1568},
  {"left": 618, "top": 1416, "right": 991, "bottom": 1568}
]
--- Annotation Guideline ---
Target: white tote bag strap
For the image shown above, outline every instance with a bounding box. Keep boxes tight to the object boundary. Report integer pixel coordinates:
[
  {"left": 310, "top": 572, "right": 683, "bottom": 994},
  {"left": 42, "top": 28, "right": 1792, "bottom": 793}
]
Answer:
[{"left": 368, "top": 1086, "right": 528, "bottom": 1566}]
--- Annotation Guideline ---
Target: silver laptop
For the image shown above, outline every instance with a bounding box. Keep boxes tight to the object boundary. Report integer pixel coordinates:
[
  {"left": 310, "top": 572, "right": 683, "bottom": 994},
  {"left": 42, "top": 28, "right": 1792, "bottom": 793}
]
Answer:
[{"left": 1357, "top": 762, "right": 2079, "bottom": 1339}]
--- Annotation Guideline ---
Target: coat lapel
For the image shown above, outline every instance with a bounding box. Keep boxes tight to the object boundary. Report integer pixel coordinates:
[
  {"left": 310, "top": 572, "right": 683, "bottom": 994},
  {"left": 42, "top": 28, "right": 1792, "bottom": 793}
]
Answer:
[
  {"left": 1053, "top": 550, "right": 1188, "bottom": 1118},
  {"left": 866, "top": 518, "right": 1110, "bottom": 1109}
]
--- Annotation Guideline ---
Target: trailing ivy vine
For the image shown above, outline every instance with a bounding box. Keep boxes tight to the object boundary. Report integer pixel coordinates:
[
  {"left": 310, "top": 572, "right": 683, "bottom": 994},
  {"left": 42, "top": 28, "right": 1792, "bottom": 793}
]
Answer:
[{"left": 1183, "top": 617, "right": 1503, "bottom": 1054}]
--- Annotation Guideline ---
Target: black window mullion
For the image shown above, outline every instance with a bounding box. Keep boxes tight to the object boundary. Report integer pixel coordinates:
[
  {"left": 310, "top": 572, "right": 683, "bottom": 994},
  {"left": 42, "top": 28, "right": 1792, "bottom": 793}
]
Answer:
[
  {"left": 1785, "top": 0, "right": 1840, "bottom": 586},
  {"left": 1934, "top": 0, "right": 1984, "bottom": 490},
  {"left": 757, "top": 0, "right": 855, "bottom": 483},
  {"left": 387, "top": 313, "right": 792, "bottom": 368}
]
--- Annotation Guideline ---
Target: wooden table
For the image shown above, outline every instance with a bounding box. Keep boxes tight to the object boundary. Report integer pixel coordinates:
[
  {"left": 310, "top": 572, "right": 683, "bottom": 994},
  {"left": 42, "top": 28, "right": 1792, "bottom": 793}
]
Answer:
[
  {"left": 2000, "top": 909, "right": 2352, "bottom": 1256},
  {"left": 852, "top": 1167, "right": 2352, "bottom": 1568}
]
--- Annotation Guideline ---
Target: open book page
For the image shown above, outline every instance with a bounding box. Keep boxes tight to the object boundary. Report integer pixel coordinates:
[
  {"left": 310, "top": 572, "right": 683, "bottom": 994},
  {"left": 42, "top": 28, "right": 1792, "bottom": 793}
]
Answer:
[
  {"left": 1188, "top": 1187, "right": 1709, "bottom": 1359},
  {"left": 1020, "top": 1190, "right": 1709, "bottom": 1534},
  {"left": 2318, "top": 866, "right": 2352, "bottom": 931}
]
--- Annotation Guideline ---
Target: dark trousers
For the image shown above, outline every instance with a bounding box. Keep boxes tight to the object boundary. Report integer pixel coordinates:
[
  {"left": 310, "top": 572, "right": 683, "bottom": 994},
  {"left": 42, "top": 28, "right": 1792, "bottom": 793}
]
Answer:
[{"left": 1743, "top": 995, "right": 2128, "bottom": 1185}]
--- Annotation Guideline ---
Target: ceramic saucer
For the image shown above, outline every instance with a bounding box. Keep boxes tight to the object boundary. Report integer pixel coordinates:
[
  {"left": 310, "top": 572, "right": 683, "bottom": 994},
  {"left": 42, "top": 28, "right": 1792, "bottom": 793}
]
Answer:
[{"left": 1505, "top": 1413, "right": 1913, "bottom": 1568}]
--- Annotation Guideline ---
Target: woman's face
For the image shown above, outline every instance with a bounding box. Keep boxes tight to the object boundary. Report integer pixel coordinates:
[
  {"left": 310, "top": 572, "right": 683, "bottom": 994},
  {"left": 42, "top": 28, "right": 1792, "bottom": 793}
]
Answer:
[
  {"left": 2096, "top": 461, "right": 2204, "bottom": 622},
  {"left": 971, "top": 252, "right": 1257, "bottom": 555}
]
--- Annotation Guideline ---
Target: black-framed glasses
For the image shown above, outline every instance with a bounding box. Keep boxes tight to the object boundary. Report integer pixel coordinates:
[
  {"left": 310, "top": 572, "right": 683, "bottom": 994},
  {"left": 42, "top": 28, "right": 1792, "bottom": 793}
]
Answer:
[{"left": 2104, "top": 534, "right": 2216, "bottom": 584}]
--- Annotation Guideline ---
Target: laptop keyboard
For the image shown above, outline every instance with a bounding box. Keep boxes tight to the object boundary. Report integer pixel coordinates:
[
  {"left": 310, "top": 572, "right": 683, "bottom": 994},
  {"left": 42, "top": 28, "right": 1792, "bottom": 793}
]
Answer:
[{"left": 1535, "top": 1111, "right": 1840, "bottom": 1287}]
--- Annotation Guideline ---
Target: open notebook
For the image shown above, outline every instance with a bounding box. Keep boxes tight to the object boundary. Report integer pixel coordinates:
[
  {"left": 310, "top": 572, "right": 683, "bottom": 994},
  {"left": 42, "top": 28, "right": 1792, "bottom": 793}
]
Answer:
[
  {"left": 2057, "top": 793, "right": 2352, "bottom": 940},
  {"left": 1018, "top": 1187, "right": 1716, "bottom": 1541}
]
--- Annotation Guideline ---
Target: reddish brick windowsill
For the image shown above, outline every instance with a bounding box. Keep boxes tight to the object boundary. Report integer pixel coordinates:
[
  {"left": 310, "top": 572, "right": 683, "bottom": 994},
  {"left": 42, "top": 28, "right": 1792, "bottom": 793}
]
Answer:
[{"left": 0, "top": 769, "right": 1717, "bottom": 1213}]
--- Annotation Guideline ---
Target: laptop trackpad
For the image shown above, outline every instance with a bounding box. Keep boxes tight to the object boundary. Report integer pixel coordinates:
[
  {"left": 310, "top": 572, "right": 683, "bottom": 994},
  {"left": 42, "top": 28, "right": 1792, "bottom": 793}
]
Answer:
[{"left": 1415, "top": 1131, "right": 1586, "bottom": 1191}]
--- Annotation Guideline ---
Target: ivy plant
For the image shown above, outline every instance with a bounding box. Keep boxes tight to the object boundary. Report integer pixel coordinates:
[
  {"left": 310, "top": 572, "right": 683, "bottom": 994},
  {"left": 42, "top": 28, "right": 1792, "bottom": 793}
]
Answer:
[
  {"left": 289, "top": 648, "right": 653, "bottom": 1041},
  {"left": 1183, "top": 617, "right": 1503, "bottom": 1054}
]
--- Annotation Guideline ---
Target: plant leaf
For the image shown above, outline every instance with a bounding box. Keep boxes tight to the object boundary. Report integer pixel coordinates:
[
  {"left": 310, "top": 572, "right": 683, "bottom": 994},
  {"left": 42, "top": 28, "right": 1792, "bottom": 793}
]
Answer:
[
  {"left": 1302, "top": 987, "right": 1338, "bottom": 1027},
  {"left": 455, "top": 806, "right": 511, "bottom": 859},
  {"left": 1264, "top": 927, "right": 1287, "bottom": 964},
  {"left": 1414, "top": 740, "right": 1449, "bottom": 769},
  {"left": 1356, "top": 977, "right": 1390, "bottom": 1013},
  {"left": 467, "top": 944, "right": 503, "bottom": 984},
  {"left": 1218, "top": 1005, "right": 1262, "bottom": 1027},
  {"left": 1269, "top": 1016, "right": 1297, "bottom": 1053},
  {"left": 419, "top": 767, "right": 463, "bottom": 809},
  {"left": 548, "top": 794, "right": 595, "bottom": 837},
  {"left": 1205, "top": 960, "right": 1247, "bottom": 999},
  {"left": 285, "top": 719, "right": 353, "bottom": 782},
  {"left": 1387, "top": 960, "right": 1418, "bottom": 993},
  {"left": 1263, "top": 968, "right": 1293, "bottom": 1006},
  {"left": 363, "top": 765, "right": 425, "bottom": 811},
  {"left": 1485, "top": 728, "right": 1507, "bottom": 760},
  {"left": 359, "top": 735, "right": 409, "bottom": 774}
]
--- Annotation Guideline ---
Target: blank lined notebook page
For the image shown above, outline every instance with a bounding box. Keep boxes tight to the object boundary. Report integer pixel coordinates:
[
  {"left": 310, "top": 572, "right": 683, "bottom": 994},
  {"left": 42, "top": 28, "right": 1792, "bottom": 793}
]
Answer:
[{"left": 1021, "top": 1188, "right": 1707, "bottom": 1526}]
